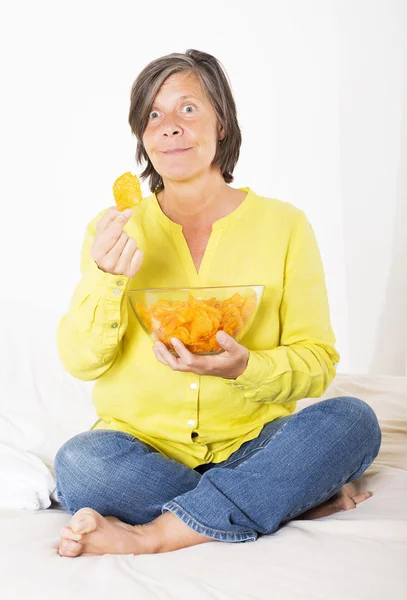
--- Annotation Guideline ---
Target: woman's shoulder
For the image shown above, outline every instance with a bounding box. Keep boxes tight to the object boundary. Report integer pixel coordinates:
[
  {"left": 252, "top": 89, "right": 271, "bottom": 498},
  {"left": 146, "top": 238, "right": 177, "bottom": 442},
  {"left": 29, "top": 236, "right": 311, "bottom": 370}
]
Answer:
[{"left": 249, "top": 188, "right": 305, "bottom": 225}]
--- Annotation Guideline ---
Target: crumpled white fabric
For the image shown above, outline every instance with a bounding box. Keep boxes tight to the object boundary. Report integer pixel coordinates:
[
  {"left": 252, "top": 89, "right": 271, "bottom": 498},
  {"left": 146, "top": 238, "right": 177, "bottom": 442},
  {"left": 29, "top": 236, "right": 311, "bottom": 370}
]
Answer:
[
  {"left": 0, "top": 307, "right": 98, "bottom": 510},
  {"left": 0, "top": 442, "right": 56, "bottom": 510}
]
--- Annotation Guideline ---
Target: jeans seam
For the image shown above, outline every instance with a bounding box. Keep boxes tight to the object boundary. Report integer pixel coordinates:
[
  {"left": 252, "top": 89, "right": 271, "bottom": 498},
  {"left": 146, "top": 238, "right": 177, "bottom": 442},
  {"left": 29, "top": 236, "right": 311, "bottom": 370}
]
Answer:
[{"left": 162, "top": 501, "right": 257, "bottom": 541}]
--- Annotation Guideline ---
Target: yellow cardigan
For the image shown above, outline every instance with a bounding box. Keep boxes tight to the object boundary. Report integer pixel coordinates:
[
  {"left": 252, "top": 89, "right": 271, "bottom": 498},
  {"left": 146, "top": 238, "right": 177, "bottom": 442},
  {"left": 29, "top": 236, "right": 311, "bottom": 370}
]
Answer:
[{"left": 56, "top": 187, "right": 340, "bottom": 469}]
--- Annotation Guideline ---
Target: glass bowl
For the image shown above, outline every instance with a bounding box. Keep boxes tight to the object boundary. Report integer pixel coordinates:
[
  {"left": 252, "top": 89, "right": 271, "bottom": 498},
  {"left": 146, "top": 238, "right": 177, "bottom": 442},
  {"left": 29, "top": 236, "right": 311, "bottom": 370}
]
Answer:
[{"left": 128, "top": 285, "right": 264, "bottom": 356}]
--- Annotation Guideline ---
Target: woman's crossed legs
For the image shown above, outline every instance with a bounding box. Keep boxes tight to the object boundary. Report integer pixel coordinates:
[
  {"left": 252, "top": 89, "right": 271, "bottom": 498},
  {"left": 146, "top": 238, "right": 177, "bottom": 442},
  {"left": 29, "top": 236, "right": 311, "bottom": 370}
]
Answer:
[{"left": 54, "top": 396, "right": 382, "bottom": 557}]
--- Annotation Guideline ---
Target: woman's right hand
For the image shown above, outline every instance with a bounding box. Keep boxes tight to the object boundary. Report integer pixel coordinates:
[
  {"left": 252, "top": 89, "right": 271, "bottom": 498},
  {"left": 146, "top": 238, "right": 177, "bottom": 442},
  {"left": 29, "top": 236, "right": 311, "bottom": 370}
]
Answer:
[{"left": 90, "top": 207, "right": 144, "bottom": 278}]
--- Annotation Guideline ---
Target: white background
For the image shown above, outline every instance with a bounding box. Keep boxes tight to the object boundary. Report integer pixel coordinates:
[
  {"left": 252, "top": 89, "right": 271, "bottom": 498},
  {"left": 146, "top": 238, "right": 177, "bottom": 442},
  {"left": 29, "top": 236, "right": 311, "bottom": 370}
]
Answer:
[{"left": 0, "top": 0, "right": 405, "bottom": 375}]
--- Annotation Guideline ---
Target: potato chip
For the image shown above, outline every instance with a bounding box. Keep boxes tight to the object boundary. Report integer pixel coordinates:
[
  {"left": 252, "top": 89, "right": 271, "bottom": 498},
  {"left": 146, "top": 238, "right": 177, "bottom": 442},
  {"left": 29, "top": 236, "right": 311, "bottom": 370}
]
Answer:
[
  {"left": 172, "top": 326, "right": 190, "bottom": 344},
  {"left": 112, "top": 172, "right": 143, "bottom": 211},
  {"left": 135, "top": 290, "right": 258, "bottom": 354}
]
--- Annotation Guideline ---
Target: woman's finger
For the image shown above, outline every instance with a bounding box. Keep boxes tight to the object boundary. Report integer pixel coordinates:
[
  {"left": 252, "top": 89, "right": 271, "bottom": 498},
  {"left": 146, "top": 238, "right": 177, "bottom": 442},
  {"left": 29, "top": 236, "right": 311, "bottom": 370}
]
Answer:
[
  {"left": 103, "top": 231, "right": 128, "bottom": 267},
  {"left": 100, "top": 212, "right": 133, "bottom": 254},
  {"left": 95, "top": 207, "right": 120, "bottom": 234},
  {"left": 152, "top": 345, "right": 169, "bottom": 367},
  {"left": 127, "top": 247, "right": 144, "bottom": 278},
  {"left": 170, "top": 337, "right": 217, "bottom": 374},
  {"left": 114, "top": 237, "right": 137, "bottom": 274},
  {"left": 170, "top": 337, "right": 195, "bottom": 365},
  {"left": 155, "top": 341, "right": 182, "bottom": 370}
]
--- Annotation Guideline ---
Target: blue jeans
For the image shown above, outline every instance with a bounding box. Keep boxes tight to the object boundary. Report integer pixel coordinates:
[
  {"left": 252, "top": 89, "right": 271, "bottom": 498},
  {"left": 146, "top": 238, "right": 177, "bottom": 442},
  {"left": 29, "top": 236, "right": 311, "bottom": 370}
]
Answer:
[{"left": 54, "top": 396, "right": 382, "bottom": 543}]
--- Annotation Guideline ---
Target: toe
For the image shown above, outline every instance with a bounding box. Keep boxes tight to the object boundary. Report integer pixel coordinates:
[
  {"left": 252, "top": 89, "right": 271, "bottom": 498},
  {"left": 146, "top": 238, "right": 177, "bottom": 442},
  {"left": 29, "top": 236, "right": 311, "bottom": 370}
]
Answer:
[
  {"left": 60, "top": 527, "right": 82, "bottom": 542},
  {"left": 353, "top": 491, "right": 372, "bottom": 504},
  {"left": 340, "top": 493, "right": 356, "bottom": 510},
  {"left": 58, "top": 539, "right": 82, "bottom": 557},
  {"left": 69, "top": 508, "right": 99, "bottom": 534}
]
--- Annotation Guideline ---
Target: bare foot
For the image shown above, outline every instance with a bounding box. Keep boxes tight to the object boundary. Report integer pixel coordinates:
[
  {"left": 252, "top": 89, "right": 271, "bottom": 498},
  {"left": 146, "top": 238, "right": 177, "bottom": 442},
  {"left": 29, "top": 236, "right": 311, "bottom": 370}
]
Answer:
[
  {"left": 58, "top": 484, "right": 371, "bottom": 556},
  {"left": 57, "top": 508, "right": 211, "bottom": 558},
  {"left": 57, "top": 508, "right": 153, "bottom": 557},
  {"left": 292, "top": 483, "right": 372, "bottom": 521}
]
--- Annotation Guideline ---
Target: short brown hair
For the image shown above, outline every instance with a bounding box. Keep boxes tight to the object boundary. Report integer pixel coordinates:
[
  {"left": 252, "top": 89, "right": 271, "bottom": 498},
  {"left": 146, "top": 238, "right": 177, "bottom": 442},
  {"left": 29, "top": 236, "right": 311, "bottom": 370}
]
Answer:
[{"left": 128, "top": 49, "right": 242, "bottom": 193}]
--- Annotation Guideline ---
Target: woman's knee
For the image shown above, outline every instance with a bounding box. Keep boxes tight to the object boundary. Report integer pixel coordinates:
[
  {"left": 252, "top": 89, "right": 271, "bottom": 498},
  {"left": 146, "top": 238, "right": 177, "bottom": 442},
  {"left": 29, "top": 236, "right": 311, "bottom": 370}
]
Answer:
[
  {"left": 55, "top": 430, "right": 113, "bottom": 476},
  {"left": 322, "top": 395, "right": 382, "bottom": 458},
  {"left": 325, "top": 395, "right": 379, "bottom": 424},
  {"left": 53, "top": 430, "right": 145, "bottom": 512},
  {"left": 54, "top": 431, "right": 102, "bottom": 508},
  {"left": 53, "top": 430, "right": 201, "bottom": 521}
]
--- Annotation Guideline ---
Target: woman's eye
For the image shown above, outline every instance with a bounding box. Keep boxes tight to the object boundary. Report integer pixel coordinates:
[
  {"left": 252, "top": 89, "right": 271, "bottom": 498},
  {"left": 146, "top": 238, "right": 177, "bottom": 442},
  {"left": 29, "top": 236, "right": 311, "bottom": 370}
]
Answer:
[{"left": 149, "top": 105, "right": 195, "bottom": 119}]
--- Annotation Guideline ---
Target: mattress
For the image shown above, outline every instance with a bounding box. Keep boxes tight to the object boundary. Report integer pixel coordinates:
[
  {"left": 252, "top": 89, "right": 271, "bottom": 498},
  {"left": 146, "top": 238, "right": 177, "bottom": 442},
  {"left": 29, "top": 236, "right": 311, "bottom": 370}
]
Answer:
[{"left": 1, "top": 373, "right": 406, "bottom": 600}]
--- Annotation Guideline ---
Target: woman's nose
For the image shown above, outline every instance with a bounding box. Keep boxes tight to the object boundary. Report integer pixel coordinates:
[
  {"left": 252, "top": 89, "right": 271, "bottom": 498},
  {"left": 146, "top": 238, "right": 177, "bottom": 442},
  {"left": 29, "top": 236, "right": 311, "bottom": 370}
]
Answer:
[
  {"left": 162, "top": 124, "right": 182, "bottom": 137},
  {"left": 160, "top": 114, "right": 183, "bottom": 137},
  {"left": 163, "top": 129, "right": 181, "bottom": 137}
]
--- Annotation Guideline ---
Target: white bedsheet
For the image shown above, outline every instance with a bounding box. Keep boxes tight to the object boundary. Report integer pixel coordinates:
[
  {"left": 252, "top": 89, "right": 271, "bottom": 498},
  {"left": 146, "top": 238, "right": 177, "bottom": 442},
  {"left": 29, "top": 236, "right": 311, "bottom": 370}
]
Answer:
[{"left": 1, "top": 372, "right": 406, "bottom": 600}]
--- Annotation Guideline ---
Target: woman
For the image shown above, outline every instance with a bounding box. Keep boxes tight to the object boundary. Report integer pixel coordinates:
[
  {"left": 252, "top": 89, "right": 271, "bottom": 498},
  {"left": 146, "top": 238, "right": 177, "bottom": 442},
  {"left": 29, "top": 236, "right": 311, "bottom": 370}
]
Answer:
[{"left": 54, "top": 49, "right": 382, "bottom": 558}]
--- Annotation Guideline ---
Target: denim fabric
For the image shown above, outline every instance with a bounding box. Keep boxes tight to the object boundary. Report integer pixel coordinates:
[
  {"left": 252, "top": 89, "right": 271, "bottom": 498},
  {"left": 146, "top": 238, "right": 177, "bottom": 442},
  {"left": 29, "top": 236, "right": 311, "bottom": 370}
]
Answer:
[{"left": 54, "top": 396, "right": 382, "bottom": 543}]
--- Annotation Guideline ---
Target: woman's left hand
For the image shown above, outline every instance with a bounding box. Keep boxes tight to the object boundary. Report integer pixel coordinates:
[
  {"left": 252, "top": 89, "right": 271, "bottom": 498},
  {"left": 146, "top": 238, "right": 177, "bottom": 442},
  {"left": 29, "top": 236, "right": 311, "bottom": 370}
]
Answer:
[{"left": 152, "top": 331, "right": 250, "bottom": 379}]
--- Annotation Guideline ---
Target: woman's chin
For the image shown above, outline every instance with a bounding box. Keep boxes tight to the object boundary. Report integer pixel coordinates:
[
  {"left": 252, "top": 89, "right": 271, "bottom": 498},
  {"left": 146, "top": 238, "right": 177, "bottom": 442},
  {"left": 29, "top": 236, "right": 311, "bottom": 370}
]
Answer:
[{"left": 159, "top": 170, "right": 199, "bottom": 183}]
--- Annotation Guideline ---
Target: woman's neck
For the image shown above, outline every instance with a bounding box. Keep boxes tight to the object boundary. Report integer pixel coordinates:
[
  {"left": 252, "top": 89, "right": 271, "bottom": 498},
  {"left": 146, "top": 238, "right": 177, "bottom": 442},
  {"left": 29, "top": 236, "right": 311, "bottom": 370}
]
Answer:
[{"left": 156, "top": 177, "right": 239, "bottom": 229}]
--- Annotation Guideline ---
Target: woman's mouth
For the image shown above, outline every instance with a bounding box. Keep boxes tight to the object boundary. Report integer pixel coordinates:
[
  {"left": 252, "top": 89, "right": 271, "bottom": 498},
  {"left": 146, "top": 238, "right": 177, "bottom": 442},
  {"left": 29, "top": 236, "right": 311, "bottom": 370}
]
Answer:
[{"left": 162, "top": 148, "right": 192, "bottom": 155}]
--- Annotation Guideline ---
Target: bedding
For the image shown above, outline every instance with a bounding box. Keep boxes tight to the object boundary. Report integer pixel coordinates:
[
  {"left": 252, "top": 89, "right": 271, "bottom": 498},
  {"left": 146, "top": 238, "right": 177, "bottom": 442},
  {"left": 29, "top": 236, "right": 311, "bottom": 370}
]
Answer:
[{"left": 1, "top": 370, "right": 406, "bottom": 599}]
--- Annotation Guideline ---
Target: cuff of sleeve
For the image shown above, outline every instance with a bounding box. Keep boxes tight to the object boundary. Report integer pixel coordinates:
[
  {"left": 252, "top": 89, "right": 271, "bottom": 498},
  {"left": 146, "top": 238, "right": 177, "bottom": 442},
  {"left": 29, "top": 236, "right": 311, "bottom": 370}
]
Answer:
[
  {"left": 84, "top": 261, "right": 131, "bottom": 345},
  {"left": 224, "top": 351, "right": 274, "bottom": 399},
  {"left": 85, "top": 259, "right": 131, "bottom": 289}
]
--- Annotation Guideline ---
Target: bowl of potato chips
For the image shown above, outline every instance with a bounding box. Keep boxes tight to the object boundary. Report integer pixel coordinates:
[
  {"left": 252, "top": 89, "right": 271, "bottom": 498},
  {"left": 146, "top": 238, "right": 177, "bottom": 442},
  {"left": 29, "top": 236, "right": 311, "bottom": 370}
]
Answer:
[{"left": 128, "top": 285, "right": 264, "bottom": 356}]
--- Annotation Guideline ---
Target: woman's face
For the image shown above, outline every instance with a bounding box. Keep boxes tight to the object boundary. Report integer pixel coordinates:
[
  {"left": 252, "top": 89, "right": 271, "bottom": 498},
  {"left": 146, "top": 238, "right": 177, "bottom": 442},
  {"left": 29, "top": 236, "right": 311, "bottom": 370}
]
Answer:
[{"left": 142, "top": 72, "right": 224, "bottom": 184}]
